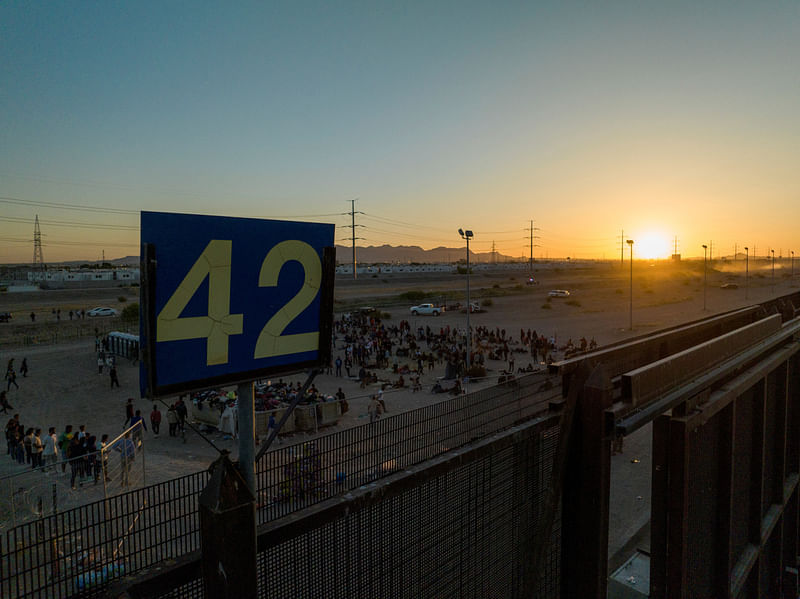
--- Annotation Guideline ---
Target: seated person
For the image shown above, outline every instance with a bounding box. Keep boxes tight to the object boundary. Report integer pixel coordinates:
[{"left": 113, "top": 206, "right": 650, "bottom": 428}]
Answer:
[{"left": 393, "top": 375, "right": 405, "bottom": 388}]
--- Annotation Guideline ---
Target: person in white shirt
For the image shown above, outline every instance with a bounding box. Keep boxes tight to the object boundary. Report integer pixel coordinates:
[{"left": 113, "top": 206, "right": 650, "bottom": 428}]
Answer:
[{"left": 42, "top": 426, "right": 59, "bottom": 472}]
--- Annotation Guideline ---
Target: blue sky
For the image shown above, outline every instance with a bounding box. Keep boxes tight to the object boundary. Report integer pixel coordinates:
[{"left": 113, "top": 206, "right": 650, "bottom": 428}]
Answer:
[{"left": 1, "top": 1, "right": 798, "bottom": 263}]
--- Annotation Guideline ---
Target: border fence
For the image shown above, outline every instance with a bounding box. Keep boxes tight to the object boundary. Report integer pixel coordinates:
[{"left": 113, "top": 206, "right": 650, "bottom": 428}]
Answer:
[
  {"left": 1, "top": 373, "right": 559, "bottom": 598},
  {"left": 2, "top": 291, "right": 799, "bottom": 598}
]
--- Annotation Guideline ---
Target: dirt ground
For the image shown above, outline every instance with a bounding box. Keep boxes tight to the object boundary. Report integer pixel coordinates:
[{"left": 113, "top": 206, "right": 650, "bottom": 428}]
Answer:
[{"left": 1, "top": 262, "right": 797, "bottom": 533}]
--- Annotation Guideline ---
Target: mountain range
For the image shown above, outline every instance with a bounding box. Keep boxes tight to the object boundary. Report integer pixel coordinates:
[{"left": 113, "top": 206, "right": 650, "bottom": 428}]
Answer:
[{"left": 66, "top": 245, "right": 522, "bottom": 267}]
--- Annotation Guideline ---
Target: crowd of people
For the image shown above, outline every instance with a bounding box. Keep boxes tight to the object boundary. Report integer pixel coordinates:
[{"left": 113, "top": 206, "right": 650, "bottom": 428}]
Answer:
[
  {"left": 2, "top": 351, "right": 177, "bottom": 492},
  {"left": 4, "top": 416, "right": 115, "bottom": 489},
  {"left": 331, "top": 311, "right": 592, "bottom": 388}
]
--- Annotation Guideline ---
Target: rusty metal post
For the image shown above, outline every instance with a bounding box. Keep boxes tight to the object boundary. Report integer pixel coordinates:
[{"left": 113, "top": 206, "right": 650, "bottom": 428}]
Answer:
[
  {"left": 650, "top": 414, "right": 670, "bottom": 599},
  {"left": 199, "top": 452, "right": 256, "bottom": 598},
  {"left": 560, "top": 364, "right": 613, "bottom": 599}
]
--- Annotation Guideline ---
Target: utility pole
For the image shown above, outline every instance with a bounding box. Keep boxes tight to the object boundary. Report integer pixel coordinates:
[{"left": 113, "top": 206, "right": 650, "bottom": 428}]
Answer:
[
  {"left": 620, "top": 229, "right": 625, "bottom": 267},
  {"left": 343, "top": 199, "right": 363, "bottom": 280},
  {"left": 734, "top": 243, "right": 737, "bottom": 262}
]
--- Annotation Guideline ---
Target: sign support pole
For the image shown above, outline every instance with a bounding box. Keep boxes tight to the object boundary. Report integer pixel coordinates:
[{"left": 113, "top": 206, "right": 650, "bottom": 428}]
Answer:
[
  {"left": 255, "top": 369, "right": 319, "bottom": 461},
  {"left": 237, "top": 381, "right": 256, "bottom": 495}
]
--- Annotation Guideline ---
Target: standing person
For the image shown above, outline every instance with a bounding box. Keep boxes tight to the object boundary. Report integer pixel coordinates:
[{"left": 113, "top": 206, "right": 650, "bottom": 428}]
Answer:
[
  {"left": 166, "top": 404, "right": 178, "bottom": 437},
  {"left": 335, "top": 387, "right": 348, "bottom": 413},
  {"left": 130, "top": 410, "right": 147, "bottom": 447},
  {"left": 43, "top": 427, "right": 59, "bottom": 472},
  {"left": 109, "top": 365, "right": 120, "bottom": 388},
  {"left": 0, "top": 391, "right": 12, "bottom": 414},
  {"left": 58, "top": 425, "right": 73, "bottom": 473},
  {"left": 23, "top": 428, "right": 34, "bottom": 465},
  {"left": 13, "top": 424, "right": 25, "bottom": 464},
  {"left": 175, "top": 398, "right": 188, "bottom": 435},
  {"left": 85, "top": 436, "right": 98, "bottom": 483},
  {"left": 68, "top": 435, "right": 85, "bottom": 489},
  {"left": 368, "top": 395, "right": 382, "bottom": 424},
  {"left": 114, "top": 433, "right": 136, "bottom": 487},
  {"left": 20, "top": 358, "right": 28, "bottom": 378},
  {"left": 267, "top": 411, "right": 281, "bottom": 444},
  {"left": 5, "top": 417, "right": 18, "bottom": 455},
  {"left": 344, "top": 356, "right": 352, "bottom": 378},
  {"left": 123, "top": 398, "right": 134, "bottom": 429},
  {"left": 5, "top": 367, "right": 18, "bottom": 391},
  {"left": 97, "top": 352, "right": 105, "bottom": 375},
  {"left": 150, "top": 405, "right": 162, "bottom": 437},
  {"left": 31, "top": 429, "right": 43, "bottom": 469},
  {"left": 335, "top": 356, "right": 342, "bottom": 377},
  {"left": 130, "top": 410, "right": 146, "bottom": 431}
]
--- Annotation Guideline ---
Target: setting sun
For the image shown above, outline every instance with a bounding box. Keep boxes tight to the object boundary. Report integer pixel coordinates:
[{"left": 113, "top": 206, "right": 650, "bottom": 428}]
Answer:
[{"left": 636, "top": 233, "right": 671, "bottom": 260}]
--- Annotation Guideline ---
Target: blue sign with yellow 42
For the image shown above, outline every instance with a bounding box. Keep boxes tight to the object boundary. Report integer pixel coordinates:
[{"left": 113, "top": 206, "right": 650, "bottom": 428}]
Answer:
[{"left": 140, "top": 211, "right": 335, "bottom": 398}]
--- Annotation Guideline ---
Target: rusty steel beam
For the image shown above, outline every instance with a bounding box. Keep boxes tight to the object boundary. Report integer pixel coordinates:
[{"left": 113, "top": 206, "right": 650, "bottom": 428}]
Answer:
[
  {"left": 682, "top": 342, "right": 799, "bottom": 430},
  {"left": 561, "top": 364, "right": 613, "bottom": 599},
  {"left": 666, "top": 417, "right": 690, "bottom": 598},
  {"left": 621, "top": 314, "right": 782, "bottom": 407},
  {"left": 552, "top": 306, "right": 762, "bottom": 392},
  {"left": 617, "top": 319, "right": 800, "bottom": 434},
  {"left": 650, "top": 414, "right": 671, "bottom": 599},
  {"left": 676, "top": 342, "right": 800, "bottom": 598}
]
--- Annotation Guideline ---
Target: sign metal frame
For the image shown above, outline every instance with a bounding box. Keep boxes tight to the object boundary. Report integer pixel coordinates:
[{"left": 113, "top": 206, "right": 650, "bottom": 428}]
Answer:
[{"left": 139, "top": 212, "right": 335, "bottom": 399}]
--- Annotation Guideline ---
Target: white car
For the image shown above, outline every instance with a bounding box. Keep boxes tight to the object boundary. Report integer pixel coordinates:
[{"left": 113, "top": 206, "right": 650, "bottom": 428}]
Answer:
[
  {"left": 87, "top": 307, "right": 119, "bottom": 317},
  {"left": 410, "top": 303, "right": 443, "bottom": 316},
  {"left": 548, "top": 290, "right": 570, "bottom": 298}
]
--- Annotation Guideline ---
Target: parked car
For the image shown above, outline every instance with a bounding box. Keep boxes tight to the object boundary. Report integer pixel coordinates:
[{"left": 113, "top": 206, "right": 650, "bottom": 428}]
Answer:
[
  {"left": 548, "top": 290, "right": 570, "bottom": 297},
  {"left": 87, "top": 307, "right": 119, "bottom": 317},
  {"left": 525, "top": 277, "right": 539, "bottom": 285},
  {"left": 0, "top": 312, "right": 11, "bottom": 323},
  {"left": 410, "top": 303, "right": 444, "bottom": 316},
  {"left": 461, "top": 302, "right": 483, "bottom": 313},
  {"left": 720, "top": 283, "right": 739, "bottom": 290}
]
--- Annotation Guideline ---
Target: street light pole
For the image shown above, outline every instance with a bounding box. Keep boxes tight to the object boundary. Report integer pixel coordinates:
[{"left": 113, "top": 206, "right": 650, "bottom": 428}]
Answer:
[
  {"left": 744, "top": 247, "right": 749, "bottom": 300},
  {"left": 626, "top": 239, "right": 634, "bottom": 330},
  {"left": 458, "top": 228, "right": 474, "bottom": 374},
  {"left": 792, "top": 250, "right": 795, "bottom": 278},
  {"left": 702, "top": 244, "right": 708, "bottom": 311},
  {"left": 771, "top": 249, "right": 775, "bottom": 294}
]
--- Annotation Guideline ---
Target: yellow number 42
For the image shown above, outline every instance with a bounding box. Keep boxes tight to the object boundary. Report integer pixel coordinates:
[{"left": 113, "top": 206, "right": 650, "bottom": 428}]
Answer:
[
  {"left": 155, "top": 238, "right": 323, "bottom": 367},
  {"left": 156, "top": 240, "right": 243, "bottom": 366}
]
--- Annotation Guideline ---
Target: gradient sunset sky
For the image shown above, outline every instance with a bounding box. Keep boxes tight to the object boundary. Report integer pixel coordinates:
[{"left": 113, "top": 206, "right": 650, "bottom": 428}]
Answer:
[{"left": 1, "top": 2, "right": 798, "bottom": 264}]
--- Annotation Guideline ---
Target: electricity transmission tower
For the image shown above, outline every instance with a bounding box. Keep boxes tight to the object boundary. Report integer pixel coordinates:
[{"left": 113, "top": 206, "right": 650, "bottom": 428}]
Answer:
[
  {"left": 33, "top": 214, "right": 45, "bottom": 271},
  {"left": 343, "top": 199, "right": 363, "bottom": 279},
  {"left": 526, "top": 220, "right": 540, "bottom": 274}
]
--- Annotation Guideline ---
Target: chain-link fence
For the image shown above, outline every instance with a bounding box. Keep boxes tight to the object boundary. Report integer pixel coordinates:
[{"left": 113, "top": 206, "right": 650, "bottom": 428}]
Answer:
[
  {"left": 1, "top": 421, "right": 145, "bottom": 532},
  {"left": 0, "top": 320, "right": 137, "bottom": 349},
  {"left": 1, "top": 376, "right": 556, "bottom": 598}
]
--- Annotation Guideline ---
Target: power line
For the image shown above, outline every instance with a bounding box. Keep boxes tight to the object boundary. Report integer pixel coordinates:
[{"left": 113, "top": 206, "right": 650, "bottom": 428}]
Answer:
[
  {"left": 0, "top": 196, "right": 138, "bottom": 215},
  {"left": 0, "top": 237, "right": 138, "bottom": 248},
  {"left": 0, "top": 216, "right": 137, "bottom": 231}
]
